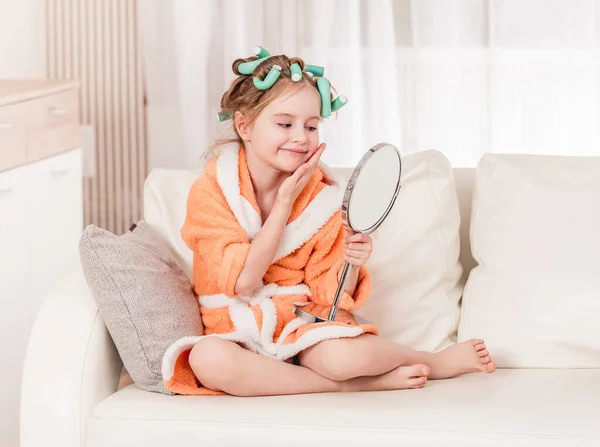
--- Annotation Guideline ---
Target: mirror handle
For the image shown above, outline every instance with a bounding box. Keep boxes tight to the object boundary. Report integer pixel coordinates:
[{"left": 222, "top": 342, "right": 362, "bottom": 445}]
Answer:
[{"left": 328, "top": 262, "right": 352, "bottom": 321}]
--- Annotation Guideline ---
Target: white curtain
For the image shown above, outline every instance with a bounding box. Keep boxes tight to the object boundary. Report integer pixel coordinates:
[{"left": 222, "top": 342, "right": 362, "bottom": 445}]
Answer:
[
  {"left": 140, "top": 0, "right": 400, "bottom": 170},
  {"left": 141, "top": 0, "right": 600, "bottom": 170},
  {"left": 394, "top": 0, "right": 600, "bottom": 166}
]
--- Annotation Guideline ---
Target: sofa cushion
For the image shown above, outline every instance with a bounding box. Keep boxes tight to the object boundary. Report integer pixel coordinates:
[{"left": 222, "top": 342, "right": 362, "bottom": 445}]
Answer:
[
  {"left": 355, "top": 149, "right": 463, "bottom": 352},
  {"left": 458, "top": 154, "right": 600, "bottom": 367},
  {"left": 144, "top": 167, "right": 202, "bottom": 280},
  {"left": 143, "top": 149, "right": 463, "bottom": 353},
  {"left": 79, "top": 221, "right": 202, "bottom": 394},
  {"left": 87, "top": 369, "right": 600, "bottom": 447}
]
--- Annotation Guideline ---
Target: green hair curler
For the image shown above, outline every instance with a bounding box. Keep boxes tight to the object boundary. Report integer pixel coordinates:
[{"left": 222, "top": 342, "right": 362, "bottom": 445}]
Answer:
[
  {"left": 254, "top": 46, "right": 271, "bottom": 58},
  {"left": 305, "top": 64, "right": 324, "bottom": 77},
  {"left": 254, "top": 65, "right": 282, "bottom": 90},
  {"left": 238, "top": 56, "right": 270, "bottom": 75},
  {"left": 290, "top": 63, "right": 303, "bottom": 82},
  {"left": 316, "top": 77, "right": 332, "bottom": 117},
  {"left": 217, "top": 112, "right": 233, "bottom": 121},
  {"left": 331, "top": 95, "right": 348, "bottom": 112}
]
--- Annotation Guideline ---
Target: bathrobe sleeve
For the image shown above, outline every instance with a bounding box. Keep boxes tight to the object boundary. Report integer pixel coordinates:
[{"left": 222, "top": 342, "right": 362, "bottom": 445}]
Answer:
[
  {"left": 304, "top": 211, "right": 371, "bottom": 310},
  {"left": 180, "top": 173, "right": 251, "bottom": 298}
]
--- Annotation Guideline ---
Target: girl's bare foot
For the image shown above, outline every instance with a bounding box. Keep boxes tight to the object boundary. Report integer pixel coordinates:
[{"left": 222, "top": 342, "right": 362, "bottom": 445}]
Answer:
[
  {"left": 428, "top": 339, "right": 496, "bottom": 380},
  {"left": 342, "top": 364, "right": 429, "bottom": 392}
]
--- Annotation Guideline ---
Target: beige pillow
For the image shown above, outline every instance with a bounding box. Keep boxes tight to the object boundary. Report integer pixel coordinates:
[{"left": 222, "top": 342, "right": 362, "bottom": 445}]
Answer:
[
  {"left": 79, "top": 221, "right": 202, "bottom": 394},
  {"left": 458, "top": 154, "right": 600, "bottom": 367},
  {"left": 355, "top": 150, "right": 463, "bottom": 352}
]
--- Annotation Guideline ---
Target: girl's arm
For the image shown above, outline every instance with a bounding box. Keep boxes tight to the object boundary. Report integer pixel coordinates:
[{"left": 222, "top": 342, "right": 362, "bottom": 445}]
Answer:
[
  {"left": 339, "top": 265, "right": 360, "bottom": 297},
  {"left": 236, "top": 143, "right": 327, "bottom": 296},
  {"left": 182, "top": 179, "right": 292, "bottom": 299},
  {"left": 234, "top": 201, "right": 290, "bottom": 296},
  {"left": 304, "top": 214, "right": 371, "bottom": 311}
]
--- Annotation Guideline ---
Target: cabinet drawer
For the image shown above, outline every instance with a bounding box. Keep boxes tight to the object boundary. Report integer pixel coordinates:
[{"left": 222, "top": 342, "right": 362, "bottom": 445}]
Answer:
[
  {"left": 0, "top": 102, "right": 27, "bottom": 171},
  {"left": 27, "top": 89, "right": 81, "bottom": 162}
]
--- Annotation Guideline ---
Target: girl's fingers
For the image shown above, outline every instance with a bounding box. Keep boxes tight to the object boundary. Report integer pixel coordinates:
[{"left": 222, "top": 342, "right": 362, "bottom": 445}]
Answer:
[
  {"left": 344, "top": 249, "right": 369, "bottom": 259},
  {"left": 343, "top": 254, "right": 365, "bottom": 265},
  {"left": 291, "top": 164, "right": 310, "bottom": 182},
  {"left": 346, "top": 242, "right": 372, "bottom": 251},
  {"left": 345, "top": 233, "right": 371, "bottom": 243},
  {"left": 289, "top": 144, "right": 327, "bottom": 192},
  {"left": 298, "top": 167, "right": 314, "bottom": 185},
  {"left": 309, "top": 143, "right": 326, "bottom": 167}
]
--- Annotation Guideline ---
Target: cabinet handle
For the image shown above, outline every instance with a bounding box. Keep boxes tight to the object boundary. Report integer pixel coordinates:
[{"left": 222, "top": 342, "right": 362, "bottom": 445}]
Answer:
[
  {"left": 0, "top": 122, "right": 13, "bottom": 130},
  {"left": 49, "top": 107, "right": 68, "bottom": 116},
  {"left": 49, "top": 169, "right": 69, "bottom": 178},
  {"left": 0, "top": 187, "right": 13, "bottom": 194}
]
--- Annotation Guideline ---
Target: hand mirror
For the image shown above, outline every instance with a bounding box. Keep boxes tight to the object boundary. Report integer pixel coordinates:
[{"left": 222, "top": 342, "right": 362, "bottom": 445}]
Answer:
[{"left": 294, "top": 142, "right": 402, "bottom": 323}]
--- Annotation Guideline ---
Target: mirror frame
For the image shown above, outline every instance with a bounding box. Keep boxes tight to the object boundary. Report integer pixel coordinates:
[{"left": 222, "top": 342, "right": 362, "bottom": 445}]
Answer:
[{"left": 341, "top": 142, "right": 402, "bottom": 235}]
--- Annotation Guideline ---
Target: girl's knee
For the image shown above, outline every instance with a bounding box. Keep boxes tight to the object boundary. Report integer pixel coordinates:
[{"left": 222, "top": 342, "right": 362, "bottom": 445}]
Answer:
[
  {"left": 300, "top": 338, "right": 358, "bottom": 382},
  {"left": 189, "top": 337, "right": 236, "bottom": 389}
]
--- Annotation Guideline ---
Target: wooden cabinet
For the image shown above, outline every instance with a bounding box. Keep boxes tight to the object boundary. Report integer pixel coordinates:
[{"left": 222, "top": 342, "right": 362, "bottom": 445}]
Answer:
[
  {"left": 28, "top": 149, "right": 83, "bottom": 298},
  {"left": 0, "top": 101, "right": 28, "bottom": 169},
  {"left": 0, "top": 80, "right": 82, "bottom": 447}
]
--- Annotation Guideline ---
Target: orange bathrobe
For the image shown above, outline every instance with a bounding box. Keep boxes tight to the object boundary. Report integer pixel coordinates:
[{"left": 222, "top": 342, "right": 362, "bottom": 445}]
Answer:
[{"left": 161, "top": 143, "right": 378, "bottom": 395}]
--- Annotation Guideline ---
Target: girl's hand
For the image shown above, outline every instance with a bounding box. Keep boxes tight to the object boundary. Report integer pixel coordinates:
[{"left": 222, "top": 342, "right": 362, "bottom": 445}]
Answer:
[
  {"left": 276, "top": 143, "right": 326, "bottom": 209},
  {"left": 343, "top": 233, "right": 373, "bottom": 266}
]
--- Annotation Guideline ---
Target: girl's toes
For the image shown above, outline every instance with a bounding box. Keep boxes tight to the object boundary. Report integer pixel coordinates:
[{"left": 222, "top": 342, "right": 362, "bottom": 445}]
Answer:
[
  {"left": 418, "top": 365, "right": 430, "bottom": 377},
  {"left": 478, "top": 349, "right": 489, "bottom": 358},
  {"left": 409, "top": 376, "right": 427, "bottom": 388},
  {"left": 477, "top": 357, "right": 496, "bottom": 374},
  {"left": 484, "top": 361, "right": 497, "bottom": 373}
]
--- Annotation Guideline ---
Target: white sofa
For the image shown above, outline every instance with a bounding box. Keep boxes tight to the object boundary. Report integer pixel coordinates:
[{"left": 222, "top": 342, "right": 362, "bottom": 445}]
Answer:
[{"left": 20, "top": 164, "right": 600, "bottom": 447}]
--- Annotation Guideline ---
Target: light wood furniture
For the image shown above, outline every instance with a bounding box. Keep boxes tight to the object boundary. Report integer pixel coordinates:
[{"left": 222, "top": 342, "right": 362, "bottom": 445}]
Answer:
[
  {"left": 0, "top": 79, "right": 80, "bottom": 171},
  {"left": 0, "top": 79, "right": 83, "bottom": 447}
]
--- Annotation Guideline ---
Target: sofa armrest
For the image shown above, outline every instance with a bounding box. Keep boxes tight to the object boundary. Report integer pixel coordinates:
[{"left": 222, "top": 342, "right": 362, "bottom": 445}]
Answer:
[{"left": 20, "top": 265, "right": 122, "bottom": 447}]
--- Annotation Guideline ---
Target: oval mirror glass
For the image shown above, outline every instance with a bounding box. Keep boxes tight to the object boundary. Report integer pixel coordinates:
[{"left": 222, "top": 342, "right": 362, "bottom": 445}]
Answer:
[{"left": 345, "top": 143, "right": 401, "bottom": 234}]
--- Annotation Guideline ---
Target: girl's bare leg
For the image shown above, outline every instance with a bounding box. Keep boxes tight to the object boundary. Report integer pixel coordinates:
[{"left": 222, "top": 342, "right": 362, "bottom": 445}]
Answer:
[
  {"left": 188, "top": 337, "right": 429, "bottom": 397},
  {"left": 298, "top": 334, "right": 496, "bottom": 382}
]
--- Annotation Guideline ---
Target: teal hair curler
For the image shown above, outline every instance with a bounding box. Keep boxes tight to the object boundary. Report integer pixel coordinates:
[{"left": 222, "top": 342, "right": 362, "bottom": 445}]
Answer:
[
  {"left": 305, "top": 64, "right": 324, "bottom": 77},
  {"left": 316, "top": 77, "right": 332, "bottom": 117},
  {"left": 331, "top": 95, "right": 348, "bottom": 112},
  {"left": 237, "top": 56, "right": 270, "bottom": 75},
  {"left": 290, "top": 63, "right": 303, "bottom": 82},
  {"left": 254, "top": 46, "right": 271, "bottom": 58},
  {"left": 217, "top": 112, "right": 233, "bottom": 121},
  {"left": 254, "top": 65, "right": 282, "bottom": 90}
]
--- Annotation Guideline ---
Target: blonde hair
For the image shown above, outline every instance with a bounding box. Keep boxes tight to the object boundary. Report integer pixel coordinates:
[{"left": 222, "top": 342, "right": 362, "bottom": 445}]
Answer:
[{"left": 204, "top": 54, "right": 335, "bottom": 161}]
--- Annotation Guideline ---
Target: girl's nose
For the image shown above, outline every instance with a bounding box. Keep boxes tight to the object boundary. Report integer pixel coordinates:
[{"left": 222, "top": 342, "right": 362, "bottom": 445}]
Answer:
[{"left": 291, "top": 129, "right": 307, "bottom": 144}]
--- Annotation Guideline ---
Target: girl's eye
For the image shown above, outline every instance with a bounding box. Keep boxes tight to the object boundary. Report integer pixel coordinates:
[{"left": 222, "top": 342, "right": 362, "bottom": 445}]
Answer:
[
  {"left": 306, "top": 126, "right": 317, "bottom": 132},
  {"left": 278, "top": 123, "right": 292, "bottom": 128}
]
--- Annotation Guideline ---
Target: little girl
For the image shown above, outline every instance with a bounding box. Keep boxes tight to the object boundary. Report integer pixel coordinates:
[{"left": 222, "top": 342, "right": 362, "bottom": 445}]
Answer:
[{"left": 161, "top": 47, "right": 495, "bottom": 397}]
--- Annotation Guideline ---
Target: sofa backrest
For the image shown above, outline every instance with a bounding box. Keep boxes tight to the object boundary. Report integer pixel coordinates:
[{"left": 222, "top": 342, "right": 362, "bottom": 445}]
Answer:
[
  {"left": 453, "top": 168, "right": 476, "bottom": 281},
  {"left": 143, "top": 165, "right": 477, "bottom": 281},
  {"left": 331, "top": 166, "right": 477, "bottom": 283}
]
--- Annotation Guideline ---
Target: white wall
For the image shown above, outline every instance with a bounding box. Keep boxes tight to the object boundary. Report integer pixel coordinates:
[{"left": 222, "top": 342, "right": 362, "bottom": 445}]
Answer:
[
  {"left": 0, "top": 4, "right": 46, "bottom": 447},
  {"left": 0, "top": 0, "right": 46, "bottom": 78}
]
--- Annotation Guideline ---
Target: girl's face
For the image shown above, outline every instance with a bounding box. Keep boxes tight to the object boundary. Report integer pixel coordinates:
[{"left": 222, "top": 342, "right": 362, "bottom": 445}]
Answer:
[{"left": 238, "top": 83, "right": 322, "bottom": 173}]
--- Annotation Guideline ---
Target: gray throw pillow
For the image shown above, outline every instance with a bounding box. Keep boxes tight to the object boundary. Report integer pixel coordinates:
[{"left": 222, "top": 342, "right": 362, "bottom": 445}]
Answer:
[{"left": 79, "top": 221, "right": 202, "bottom": 394}]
